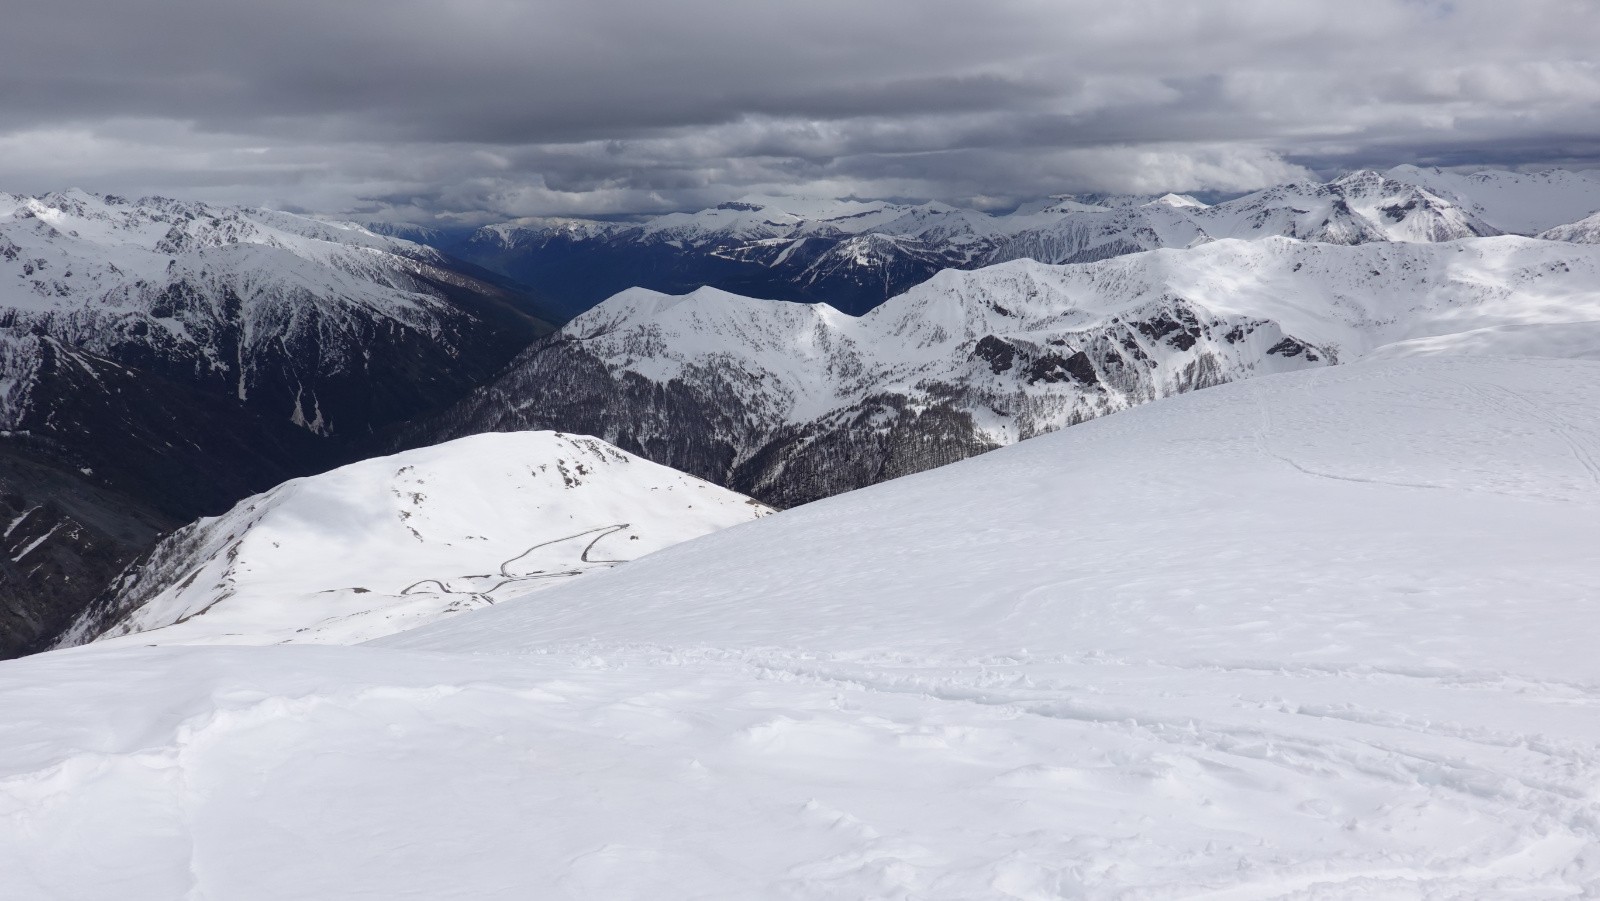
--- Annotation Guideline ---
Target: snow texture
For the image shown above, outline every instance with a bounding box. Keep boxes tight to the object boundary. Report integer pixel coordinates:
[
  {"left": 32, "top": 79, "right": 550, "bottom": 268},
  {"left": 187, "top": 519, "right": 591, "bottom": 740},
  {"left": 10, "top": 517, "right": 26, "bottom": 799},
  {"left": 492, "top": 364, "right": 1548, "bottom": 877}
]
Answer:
[{"left": 6, "top": 354, "right": 1600, "bottom": 898}]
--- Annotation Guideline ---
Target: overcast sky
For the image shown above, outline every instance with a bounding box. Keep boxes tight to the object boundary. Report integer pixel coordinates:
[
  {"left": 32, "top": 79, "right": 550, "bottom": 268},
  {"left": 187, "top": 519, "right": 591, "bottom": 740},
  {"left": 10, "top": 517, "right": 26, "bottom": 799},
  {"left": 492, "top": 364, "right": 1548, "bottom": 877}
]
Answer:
[{"left": 3, "top": 0, "right": 1598, "bottom": 221}]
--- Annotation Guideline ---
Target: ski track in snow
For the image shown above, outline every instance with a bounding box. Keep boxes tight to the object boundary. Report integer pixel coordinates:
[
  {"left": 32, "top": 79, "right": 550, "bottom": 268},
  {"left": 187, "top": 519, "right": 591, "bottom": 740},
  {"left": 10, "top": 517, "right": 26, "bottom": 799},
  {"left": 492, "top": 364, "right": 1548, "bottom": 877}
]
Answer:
[
  {"left": 399, "top": 523, "right": 633, "bottom": 598},
  {"left": 5, "top": 356, "right": 1600, "bottom": 898},
  {"left": 60, "top": 432, "right": 771, "bottom": 649}
]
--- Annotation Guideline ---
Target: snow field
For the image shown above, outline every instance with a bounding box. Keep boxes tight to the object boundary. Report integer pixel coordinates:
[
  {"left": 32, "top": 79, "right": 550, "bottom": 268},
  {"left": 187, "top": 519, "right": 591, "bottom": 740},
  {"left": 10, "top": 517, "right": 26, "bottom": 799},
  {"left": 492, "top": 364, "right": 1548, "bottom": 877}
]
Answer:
[{"left": 6, "top": 355, "right": 1600, "bottom": 897}]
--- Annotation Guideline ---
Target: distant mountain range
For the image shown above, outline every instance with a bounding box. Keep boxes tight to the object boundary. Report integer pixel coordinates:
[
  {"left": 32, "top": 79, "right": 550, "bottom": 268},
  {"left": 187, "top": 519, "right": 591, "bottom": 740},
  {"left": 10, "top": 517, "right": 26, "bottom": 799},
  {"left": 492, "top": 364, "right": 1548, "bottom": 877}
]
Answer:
[{"left": 398, "top": 166, "right": 1600, "bottom": 319}]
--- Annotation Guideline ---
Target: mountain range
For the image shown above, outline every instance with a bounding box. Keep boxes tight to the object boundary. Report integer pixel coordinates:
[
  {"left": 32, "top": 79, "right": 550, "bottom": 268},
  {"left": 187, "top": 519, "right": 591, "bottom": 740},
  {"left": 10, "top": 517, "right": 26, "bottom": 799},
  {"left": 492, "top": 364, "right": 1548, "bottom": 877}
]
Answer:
[
  {"left": 8, "top": 162, "right": 1600, "bottom": 895},
  {"left": 5, "top": 166, "right": 1600, "bottom": 655},
  {"left": 411, "top": 235, "right": 1600, "bottom": 507},
  {"left": 412, "top": 166, "right": 1600, "bottom": 319}
]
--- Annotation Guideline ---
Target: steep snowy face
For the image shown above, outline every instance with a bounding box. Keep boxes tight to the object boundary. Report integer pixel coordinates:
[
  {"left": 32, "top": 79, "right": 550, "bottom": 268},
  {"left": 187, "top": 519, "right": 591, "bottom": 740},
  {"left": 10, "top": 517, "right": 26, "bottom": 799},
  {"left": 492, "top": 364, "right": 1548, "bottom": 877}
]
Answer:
[
  {"left": 6, "top": 356, "right": 1599, "bottom": 899},
  {"left": 59, "top": 431, "right": 771, "bottom": 648},
  {"left": 1386, "top": 165, "right": 1600, "bottom": 234},
  {"left": 419, "top": 236, "right": 1600, "bottom": 507},
  {"left": 0, "top": 190, "right": 537, "bottom": 440}
]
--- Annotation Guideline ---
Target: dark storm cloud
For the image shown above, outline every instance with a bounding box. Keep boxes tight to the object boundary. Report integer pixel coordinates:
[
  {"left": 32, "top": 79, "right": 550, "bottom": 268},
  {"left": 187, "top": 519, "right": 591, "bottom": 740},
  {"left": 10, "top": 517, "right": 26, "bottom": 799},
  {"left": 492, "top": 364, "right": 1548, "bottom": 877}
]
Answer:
[{"left": 1, "top": 0, "right": 1597, "bottom": 219}]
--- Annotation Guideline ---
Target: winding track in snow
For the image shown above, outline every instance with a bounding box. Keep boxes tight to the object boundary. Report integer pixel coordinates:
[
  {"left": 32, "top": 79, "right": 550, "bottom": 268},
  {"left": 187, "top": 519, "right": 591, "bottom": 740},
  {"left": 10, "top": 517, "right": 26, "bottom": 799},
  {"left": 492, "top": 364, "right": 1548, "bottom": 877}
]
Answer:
[{"left": 399, "top": 523, "right": 633, "bottom": 600}]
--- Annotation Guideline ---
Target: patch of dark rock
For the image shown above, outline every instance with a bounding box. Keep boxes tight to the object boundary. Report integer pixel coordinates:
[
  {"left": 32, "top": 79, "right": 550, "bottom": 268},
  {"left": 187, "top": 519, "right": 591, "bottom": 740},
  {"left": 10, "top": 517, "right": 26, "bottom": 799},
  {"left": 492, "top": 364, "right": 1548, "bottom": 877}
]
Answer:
[
  {"left": 973, "top": 335, "right": 1016, "bottom": 374},
  {"left": 1267, "top": 337, "right": 1320, "bottom": 361}
]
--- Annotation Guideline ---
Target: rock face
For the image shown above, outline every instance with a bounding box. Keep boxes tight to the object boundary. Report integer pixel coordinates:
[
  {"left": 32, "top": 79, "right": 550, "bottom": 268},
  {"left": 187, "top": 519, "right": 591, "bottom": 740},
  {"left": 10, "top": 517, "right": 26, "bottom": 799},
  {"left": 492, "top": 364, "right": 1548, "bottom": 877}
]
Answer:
[
  {"left": 409, "top": 236, "right": 1600, "bottom": 509},
  {"left": 0, "top": 191, "right": 550, "bottom": 657},
  {"left": 0, "top": 447, "right": 172, "bottom": 656}
]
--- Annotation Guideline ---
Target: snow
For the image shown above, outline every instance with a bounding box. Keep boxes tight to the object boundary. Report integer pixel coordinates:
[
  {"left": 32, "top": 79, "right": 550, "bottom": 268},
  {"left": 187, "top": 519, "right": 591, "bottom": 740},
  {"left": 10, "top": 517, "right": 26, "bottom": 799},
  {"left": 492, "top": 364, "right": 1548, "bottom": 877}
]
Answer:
[
  {"left": 0, "top": 190, "right": 459, "bottom": 326},
  {"left": 1539, "top": 210, "right": 1600, "bottom": 244},
  {"left": 59, "top": 431, "right": 771, "bottom": 648},
  {"left": 461, "top": 170, "right": 1600, "bottom": 284},
  {"left": 561, "top": 236, "right": 1600, "bottom": 433},
  {"left": 6, "top": 353, "right": 1600, "bottom": 897},
  {"left": 0, "top": 190, "right": 511, "bottom": 435},
  {"left": 9, "top": 522, "right": 60, "bottom": 563},
  {"left": 1387, "top": 165, "right": 1600, "bottom": 234}
]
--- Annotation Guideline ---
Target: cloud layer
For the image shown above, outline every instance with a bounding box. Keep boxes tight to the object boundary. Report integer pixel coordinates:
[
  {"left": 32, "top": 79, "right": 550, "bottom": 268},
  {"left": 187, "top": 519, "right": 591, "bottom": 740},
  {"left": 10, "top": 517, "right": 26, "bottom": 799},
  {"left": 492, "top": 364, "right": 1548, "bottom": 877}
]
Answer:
[{"left": 3, "top": 0, "right": 1598, "bottom": 220}]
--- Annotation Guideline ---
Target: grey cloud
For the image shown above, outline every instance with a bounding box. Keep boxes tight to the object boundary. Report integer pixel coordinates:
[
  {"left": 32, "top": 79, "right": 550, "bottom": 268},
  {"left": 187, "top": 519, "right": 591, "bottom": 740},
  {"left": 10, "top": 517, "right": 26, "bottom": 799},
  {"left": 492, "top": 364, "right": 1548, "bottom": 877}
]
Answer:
[{"left": 1, "top": 0, "right": 1597, "bottom": 219}]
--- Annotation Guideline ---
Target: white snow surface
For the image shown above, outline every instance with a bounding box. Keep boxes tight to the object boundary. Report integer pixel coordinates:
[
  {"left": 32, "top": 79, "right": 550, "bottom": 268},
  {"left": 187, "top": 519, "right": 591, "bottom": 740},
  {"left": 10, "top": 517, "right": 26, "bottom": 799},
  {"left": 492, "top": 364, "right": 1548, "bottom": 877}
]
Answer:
[
  {"left": 7, "top": 354, "right": 1600, "bottom": 898},
  {"left": 59, "top": 431, "right": 771, "bottom": 648}
]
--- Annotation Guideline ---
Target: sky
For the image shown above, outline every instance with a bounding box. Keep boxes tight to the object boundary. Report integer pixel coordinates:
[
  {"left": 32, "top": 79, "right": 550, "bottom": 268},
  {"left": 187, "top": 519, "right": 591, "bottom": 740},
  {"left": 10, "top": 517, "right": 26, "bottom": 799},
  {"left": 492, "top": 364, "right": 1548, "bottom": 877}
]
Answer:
[{"left": 3, "top": 0, "right": 1598, "bottom": 222}]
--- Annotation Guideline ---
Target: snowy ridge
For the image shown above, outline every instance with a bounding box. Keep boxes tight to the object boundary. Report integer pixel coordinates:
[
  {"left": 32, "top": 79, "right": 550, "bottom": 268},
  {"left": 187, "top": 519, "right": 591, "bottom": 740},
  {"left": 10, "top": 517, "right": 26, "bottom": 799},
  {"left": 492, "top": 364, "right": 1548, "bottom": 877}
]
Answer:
[
  {"left": 59, "top": 431, "right": 771, "bottom": 648},
  {"left": 424, "top": 235, "right": 1600, "bottom": 506},
  {"left": 8, "top": 354, "right": 1600, "bottom": 897}
]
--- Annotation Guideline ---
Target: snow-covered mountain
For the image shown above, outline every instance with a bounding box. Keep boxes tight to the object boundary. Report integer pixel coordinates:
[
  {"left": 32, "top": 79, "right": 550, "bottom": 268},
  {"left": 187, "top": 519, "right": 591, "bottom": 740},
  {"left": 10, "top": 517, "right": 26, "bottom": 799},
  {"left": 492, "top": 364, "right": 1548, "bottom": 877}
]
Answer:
[
  {"left": 424, "top": 169, "right": 1549, "bottom": 318},
  {"left": 9, "top": 352, "right": 1600, "bottom": 897},
  {"left": 1540, "top": 210, "right": 1600, "bottom": 243},
  {"left": 1386, "top": 165, "right": 1600, "bottom": 234},
  {"left": 0, "top": 190, "right": 550, "bottom": 658},
  {"left": 57, "top": 431, "right": 771, "bottom": 648},
  {"left": 0, "top": 190, "right": 546, "bottom": 442},
  {"left": 414, "top": 235, "right": 1600, "bottom": 507}
]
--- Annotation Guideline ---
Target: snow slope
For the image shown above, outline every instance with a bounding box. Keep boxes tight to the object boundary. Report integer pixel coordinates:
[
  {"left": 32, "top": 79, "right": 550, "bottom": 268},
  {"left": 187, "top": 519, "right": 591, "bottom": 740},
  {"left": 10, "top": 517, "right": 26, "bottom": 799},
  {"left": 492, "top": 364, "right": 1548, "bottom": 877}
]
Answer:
[
  {"left": 6, "top": 354, "right": 1600, "bottom": 898},
  {"left": 57, "top": 432, "right": 771, "bottom": 648}
]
